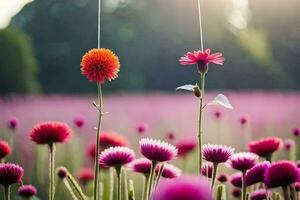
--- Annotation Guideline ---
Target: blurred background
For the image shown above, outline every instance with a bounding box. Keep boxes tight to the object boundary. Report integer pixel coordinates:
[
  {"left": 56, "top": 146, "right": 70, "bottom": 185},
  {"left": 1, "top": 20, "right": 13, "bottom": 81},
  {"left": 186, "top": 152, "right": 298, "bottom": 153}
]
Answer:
[{"left": 0, "top": 0, "right": 300, "bottom": 94}]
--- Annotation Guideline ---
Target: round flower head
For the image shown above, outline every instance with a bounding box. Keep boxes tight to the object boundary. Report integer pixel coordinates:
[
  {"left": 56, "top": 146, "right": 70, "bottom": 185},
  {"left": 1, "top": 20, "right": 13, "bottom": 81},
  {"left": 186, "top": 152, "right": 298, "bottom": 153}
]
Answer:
[
  {"left": 232, "top": 188, "right": 241, "bottom": 198},
  {"left": 202, "top": 144, "right": 234, "bottom": 163},
  {"left": 248, "top": 137, "right": 283, "bottom": 158},
  {"left": 250, "top": 189, "right": 270, "bottom": 200},
  {"left": 175, "top": 139, "right": 197, "bottom": 158},
  {"left": 157, "top": 163, "right": 182, "bottom": 179},
  {"left": 214, "top": 110, "right": 222, "bottom": 119},
  {"left": 179, "top": 49, "right": 224, "bottom": 74},
  {"left": 0, "top": 163, "right": 24, "bottom": 186},
  {"left": 73, "top": 115, "right": 85, "bottom": 128},
  {"left": 29, "top": 121, "right": 72, "bottom": 144},
  {"left": 80, "top": 48, "right": 120, "bottom": 83},
  {"left": 239, "top": 115, "right": 248, "bottom": 125},
  {"left": 131, "top": 158, "right": 152, "bottom": 175},
  {"left": 201, "top": 162, "right": 213, "bottom": 178},
  {"left": 246, "top": 161, "right": 270, "bottom": 186},
  {"left": 152, "top": 175, "right": 213, "bottom": 200},
  {"left": 295, "top": 182, "right": 300, "bottom": 192},
  {"left": 229, "top": 152, "right": 259, "bottom": 172},
  {"left": 99, "top": 146, "right": 135, "bottom": 168},
  {"left": 77, "top": 168, "right": 94, "bottom": 183},
  {"left": 136, "top": 122, "right": 149, "bottom": 135},
  {"left": 293, "top": 128, "right": 300, "bottom": 136},
  {"left": 18, "top": 185, "right": 37, "bottom": 197},
  {"left": 0, "top": 141, "right": 11, "bottom": 160},
  {"left": 217, "top": 173, "right": 228, "bottom": 183},
  {"left": 8, "top": 117, "right": 19, "bottom": 130},
  {"left": 167, "top": 132, "right": 175, "bottom": 141},
  {"left": 230, "top": 172, "right": 243, "bottom": 188},
  {"left": 56, "top": 167, "right": 67, "bottom": 179},
  {"left": 264, "top": 160, "right": 299, "bottom": 188},
  {"left": 139, "top": 138, "right": 177, "bottom": 162},
  {"left": 284, "top": 139, "right": 294, "bottom": 151}
]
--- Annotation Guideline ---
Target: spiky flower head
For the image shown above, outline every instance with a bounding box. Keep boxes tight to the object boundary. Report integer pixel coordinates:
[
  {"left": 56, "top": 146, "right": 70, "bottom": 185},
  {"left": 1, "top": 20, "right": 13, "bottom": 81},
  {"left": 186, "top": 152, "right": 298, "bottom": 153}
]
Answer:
[
  {"left": 130, "top": 158, "right": 152, "bottom": 175},
  {"left": 230, "top": 172, "right": 243, "bottom": 188},
  {"left": 139, "top": 138, "right": 177, "bottom": 162},
  {"left": 246, "top": 161, "right": 270, "bottom": 186},
  {"left": 202, "top": 144, "right": 234, "bottom": 163},
  {"left": 175, "top": 139, "right": 197, "bottom": 158},
  {"left": 99, "top": 146, "right": 135, "bottom": 168},
  {"left": 18, "top": 185, "right": 37, "bottom": 197},
  {"left": 201, "top": 162, "right": 213, "bottom": 178},
  {"left": 248, "top": 137, "right": 282, "bottom": 158},
  {"left": 0, "top": 163, "right": 24, "bottom": 186},
  {"left": 158, "top": 163, "right": 182, "bottom": 179},
  {"left": 229, "top": 152, "right": 258, "bottom": 172}
]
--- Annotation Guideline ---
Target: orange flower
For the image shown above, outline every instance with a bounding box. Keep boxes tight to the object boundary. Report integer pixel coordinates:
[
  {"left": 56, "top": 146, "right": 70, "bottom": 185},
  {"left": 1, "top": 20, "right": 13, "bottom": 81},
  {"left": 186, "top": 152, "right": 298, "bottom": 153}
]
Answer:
[{"left": 80, "top": 48, "right": 120, "bottom": 83}]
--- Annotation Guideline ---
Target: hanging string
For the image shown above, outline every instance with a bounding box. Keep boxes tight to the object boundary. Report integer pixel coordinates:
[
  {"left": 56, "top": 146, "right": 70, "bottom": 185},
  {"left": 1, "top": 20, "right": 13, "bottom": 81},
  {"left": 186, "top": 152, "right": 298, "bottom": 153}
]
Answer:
[
  {"left": 197, "top": 0, "right": 204, "bottom": 51},
  {"left": 97, "top": 0, "right": 101, "bottom": 48}
]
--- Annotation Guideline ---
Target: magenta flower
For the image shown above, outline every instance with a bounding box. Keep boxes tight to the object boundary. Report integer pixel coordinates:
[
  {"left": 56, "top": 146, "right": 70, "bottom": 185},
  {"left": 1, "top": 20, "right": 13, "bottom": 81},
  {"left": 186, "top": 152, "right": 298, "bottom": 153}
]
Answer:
[
  {"left": 295, "top": 182, "right": 300, "bottom": 192},
  {"left": 18, "top": 185, "right": 37, "bottom": 197},
  {"left": 0, "top": 163, "right": 24, "bottom": 186},
  {"left": 139, "top": 138, "right": 177, "bottom": 162},
  {"left": 0, "top": 141, "right": 11, "bottom": 160},
  {"left": 202, "top": 144, "right": 234, "bottom": 163},
  {"left": 136, "top": 122, "right": 149, "bottom": 135},
  {"left": 230, "top": 172, "right": 243, "bottom": 188},
  {"left": 249, "top": 189, "right": 269, "bottom": 200},
  {"left": 99, "top": 146, "right": 135, "bottom": 168},
  {"left": 73, "top": 115, "right": 85, "bottom": 128},
  {"left": 214, "top": 110, "right": 222, "bottom": 119},
  {"left": 264, "top": 160, "right": 298, "bottom": 188},
  {"left": 217, "top": 173, "right": 228, "bottom": 183},
  {"left": 179, "top": 49, "right": 224, "bottom": 74},
  {"left": 56, "top": 166, "right": 67, "bottom": 179},
  {"left": 152, "top": 176, "right": 213, "bottom": 200},
  {"left": 283, "top": 139, "right": 294, "bottom": 151},
  {"left": 131, "top": 158, "right": 152, "bottom": 175},
  {"left": 77, "top": 168, "right": 94, "bottom": 183},
  {"left": 201, "top": 162, "right": 213, "bottom": 178},
  {"left": 239, "top": 115, "right": 248, "bottom": 125},
  {"left": 248, "top": 137, "right": 282, "bottom": 160},
  {"left": 293, "top": 128, "right": 300, "bottom": 136},
  {"left": 296, "top": 160, "right": 300, "bottom": 168},
  {"left": 167, "top": 132, "right": 175, "bottom": 141},
  {"left": 231, "top": 188, "right": 241, "bottom": 198},
  {"left": 229, "top": 152, "right": 258, "bottom": 172},
  {"left": 175, "top": 139, "right": 197, "bottom": 158},
  {"left": 245, "top": 161, "right": 270, "bottom": 186},
  {"left": 159, "top": 163, "right": 182, "bottom": 179},
  {"left": 8, "top": 117, "right": 19, "bottom": 130}
]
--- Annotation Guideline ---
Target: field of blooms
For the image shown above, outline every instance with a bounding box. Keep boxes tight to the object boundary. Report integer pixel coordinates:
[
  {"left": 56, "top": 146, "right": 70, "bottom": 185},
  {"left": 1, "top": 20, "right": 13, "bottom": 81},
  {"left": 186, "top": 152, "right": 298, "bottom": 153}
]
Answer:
[{"left": 0, "top": 93, "right": 300, "bottom": 200}]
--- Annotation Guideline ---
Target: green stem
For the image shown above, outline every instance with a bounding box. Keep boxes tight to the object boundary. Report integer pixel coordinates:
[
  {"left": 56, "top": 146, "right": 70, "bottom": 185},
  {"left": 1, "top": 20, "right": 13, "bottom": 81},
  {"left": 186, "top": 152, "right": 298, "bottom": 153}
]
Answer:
[
  {"left": 242, "top": 172, "right": 246, "bottom": 200},
  {"left": 154, "top": 163, "right": 165, "bottom": 188},
  {"left": 265, "top": 153, "right": 273, "bottom": 163},
  {"left": 124, "top": 170, "right": 129, "bottom": 200},
  {"left": 109, "top": 168, "right": 114, "bottom": 200},
  {"left": 142, "top": 175, "right": 149, "bottom": 200},
  {"left": 116, "top": 167, "right": 122, "bottom": 200},
  {"left": 198, "top": 74, "right": 205, "bottom": 172},
  {"left": 49, "top": 143, "right": 56, "bottom": 200},
  {"left": 4, "top": 185, "right": 10, "bottom": 200},
  {"left": 93, "top": 83, "right": 103, "bottom": 200},
  {"left": 210, "top": 163, "right": 218, "bottom": 190},
  {"left": 282, "top": 186, "right": 290, "bottom": 200},
  {"left": 146, "top": 161, "right": 157, "bottom": 200}
]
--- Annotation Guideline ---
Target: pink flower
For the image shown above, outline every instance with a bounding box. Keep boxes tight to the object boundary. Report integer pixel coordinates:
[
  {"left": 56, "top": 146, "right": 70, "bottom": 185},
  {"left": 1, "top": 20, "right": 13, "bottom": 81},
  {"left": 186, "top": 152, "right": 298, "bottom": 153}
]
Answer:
[
  {"left": 201, "top": 162, "right": 213, "bottom": 178},
  {"left": 245, "top": 161, "right": 270, "bottom": 186},
  {"left": 29, "top": 121, "right": 72, "bottom": 144},
  {"left": 139, "top": 138, "right": 177, "bottom": 162},
  {"left": 99, "top": 146, "right": 135, "bottom": 167},
  {"left": 217, "top": 173, "right": 228, "bottom": 183},
  {"left": 175, "top": 139, "right": 197, "bottom": 158},
  {"left": 73, "top": 115, "right": 85, "bottom": 128},
  {"left": 157, "top": 163, "right": 182, "bottom": 179},
  {"left": 202, "top": 144, "right": 234, "bottom": 164},
  {"left": 264, "top": 160, "right": 298, "bottom": 188},
  {"left": 250, "top": 189, "right": 270, "bottom": 200},
  {"left": 136, "top": 122, "right": 149, "bottom": 135},
  {"left": 77, "top": 168, "right": 94, "bottom": 183},
  {"left": 8, "top": 117, "right": 19, "bottom": 130},
  {"left": 167, "top": 132, "right": 175, "bottom": 141},
  {"left": 231, "top": 188, "right": 241, "bottom": 198},
  {"left": 131, "top": 158, "right": 152, "bottom": 175},
  {"left": 0, "top": 163, "right": 24, "bottom": 186},
  {"left": 229, "top": 152, "right": 258, "bottom": 172},
  {"left": 18, "top": 185, "right": 37, "bottom": 197},
  {"left": 0, "top": 141, "right": 11, "bottom": 160},
  {"left": 239, "top": 115, "right": 249, "bottom": 125},
  {"left": 179, "top": 49, "right": 224, "bottom": 74},
  {"left": 56, "top": 167, "right": 67, "bottom": 179},
  {"left": 293, "top": 128, "right": 300, "bottom": 136},
  {"left": 152, "top": 176, "right": 213, "bottom": 200},
  {"left": 295, "top": 182, "right": 300, "bottom": 192},
  {"left": 230, "top": 172, "right": 243, "bottom": 188},
  {"left": 248, "top": 137, "right": 282, "bottom": 159},
  {"left": 214, "top": 110, "right": 222, "bottom": 119},
  {"left": 283, "top": 139, "right": 294, "bottom": 151}
]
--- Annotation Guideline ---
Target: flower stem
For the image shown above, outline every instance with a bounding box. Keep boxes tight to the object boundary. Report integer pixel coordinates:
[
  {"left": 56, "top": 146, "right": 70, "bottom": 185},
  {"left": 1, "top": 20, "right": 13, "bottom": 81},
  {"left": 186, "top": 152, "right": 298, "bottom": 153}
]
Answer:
[
  {"left": 242, "top": 172, "right": 247, "bottom": 200},
  {"left": 124, "top": 170, "right": 129, "bottom": 200},
  {"left": 196, "top": 0, "right": 204, "bottom": 51},
  {"left": 154, "top": 163, "right": 165, "bottom": 188},
  {"left": 146, "top": 161, "right": 157, "bottom": 200},
  {"left": 49, "top": 143, "right": 56, "bottom": 200},
  {"left": 4, "top": 185, "right": 10, "bottom": 200},
  {"left": 210, "top": 163, "right": 218, "bottom": 190},
  {"left": 115, "top": 166, "right": 122, "bottom": 200},
  {"left": 93, "top": 83, "right": 103, "bottom": 200},
  {"left": 109, "top": 168, "right": 114, "bottom": 200},
  {"left": 198, "top": 74, "right": 206, "bottom": 172},
  {"left": 282, "top": 186, "right": 290, "bottom": 200},
  {"left": 142, "top": 175, "right": 149, "bottom": 200}
]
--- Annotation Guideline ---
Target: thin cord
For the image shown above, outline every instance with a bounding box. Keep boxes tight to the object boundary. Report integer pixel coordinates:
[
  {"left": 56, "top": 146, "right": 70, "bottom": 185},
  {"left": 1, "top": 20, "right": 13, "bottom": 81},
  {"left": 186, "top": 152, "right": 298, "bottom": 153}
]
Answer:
[
  {"left": 197, "top": 0, "right": 204, "bottom": 51},
  {"left": 97, "top": 0, "right": 101, "bottom": 48}
]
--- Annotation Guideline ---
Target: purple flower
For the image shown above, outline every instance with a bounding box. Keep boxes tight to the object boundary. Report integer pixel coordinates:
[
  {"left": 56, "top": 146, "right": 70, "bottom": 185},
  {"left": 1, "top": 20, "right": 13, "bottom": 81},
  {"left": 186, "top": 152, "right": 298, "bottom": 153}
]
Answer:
[
  {"left": 202, "top": 144, "right": 234, "bottom": 163},
  {"left": 246, "top": 161, "right": 270, "bottom": 186},
  {"left": 159, "top": 163, "right": 182, "bottom": 179},
  {"left": 295, "top": 182, "right": 300, "bottom": 192},
  {"left": 296, "top": 160, "right": 300, "bottom": 168},
  {"left": 8, "top": 117, "right": 19, "bottom": 130},
  {"left": 99, "top": 146, "right": 135, "bottom": 167},
  {"left": 18, "top": 185, "right": 37, "bottom": 197},
  {"left": 0, "top": 163, "right": 24, "bottom": 186},
  {"left": 56, "top": 166, "right": 68, "bottom": 178},
  {"left": 73, "top": 115, "right": 85, "bottom": 128},
  {"left": 131, "top": 158, "right": 152, "bottom": 175},
  {"left": 293, "top": 128, "right": 300, "bottom": 136},
  {"left": 230, "top": 172, "right": 243, "bottom": 188},
  {"left": 264, "top": 160, "right": 299, "bottom": 188},
  {"left": 152, "top": 176, "right": 213, "bottom": 200},
  {"left": 136, "top": 122, "right": 149, "bottom": 135},
  {"left": 175, "top": 139, "right": 197, "bottom": 158},
  {"left": 201, "top": 162, "right": 213, "bottom": 178},
  {"left": 232, "top": 188, "right": 241, "bottom": 198},
  {"left": 250, "top": 189, "right": 270, "bottom": 200},
  {"left": 217, "top": 173, "right": 228, "bottom": 183},
  {"left": 229, "top": 152, "right": 258, "bottom": 172},
  {"left": 283, "top": 139, "right": 294, "bottom": 151},
  {"left": 139, "top": 138, "right": 177, "bottom": 162}
]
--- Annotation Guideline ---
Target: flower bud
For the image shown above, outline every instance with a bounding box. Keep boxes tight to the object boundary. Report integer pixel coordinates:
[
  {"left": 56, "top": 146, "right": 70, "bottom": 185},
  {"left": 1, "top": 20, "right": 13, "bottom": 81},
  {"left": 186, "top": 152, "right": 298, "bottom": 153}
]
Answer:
[{"left": 193, "top": 84, "right": 201, "bottom": 98}]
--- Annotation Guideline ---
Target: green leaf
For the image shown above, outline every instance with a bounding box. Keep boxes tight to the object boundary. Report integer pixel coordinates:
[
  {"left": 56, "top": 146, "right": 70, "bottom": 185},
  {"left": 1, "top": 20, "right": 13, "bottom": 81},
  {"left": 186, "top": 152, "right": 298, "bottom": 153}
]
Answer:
[{"left": 207, "top": 94, "right": 233, "bottom": 109}]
